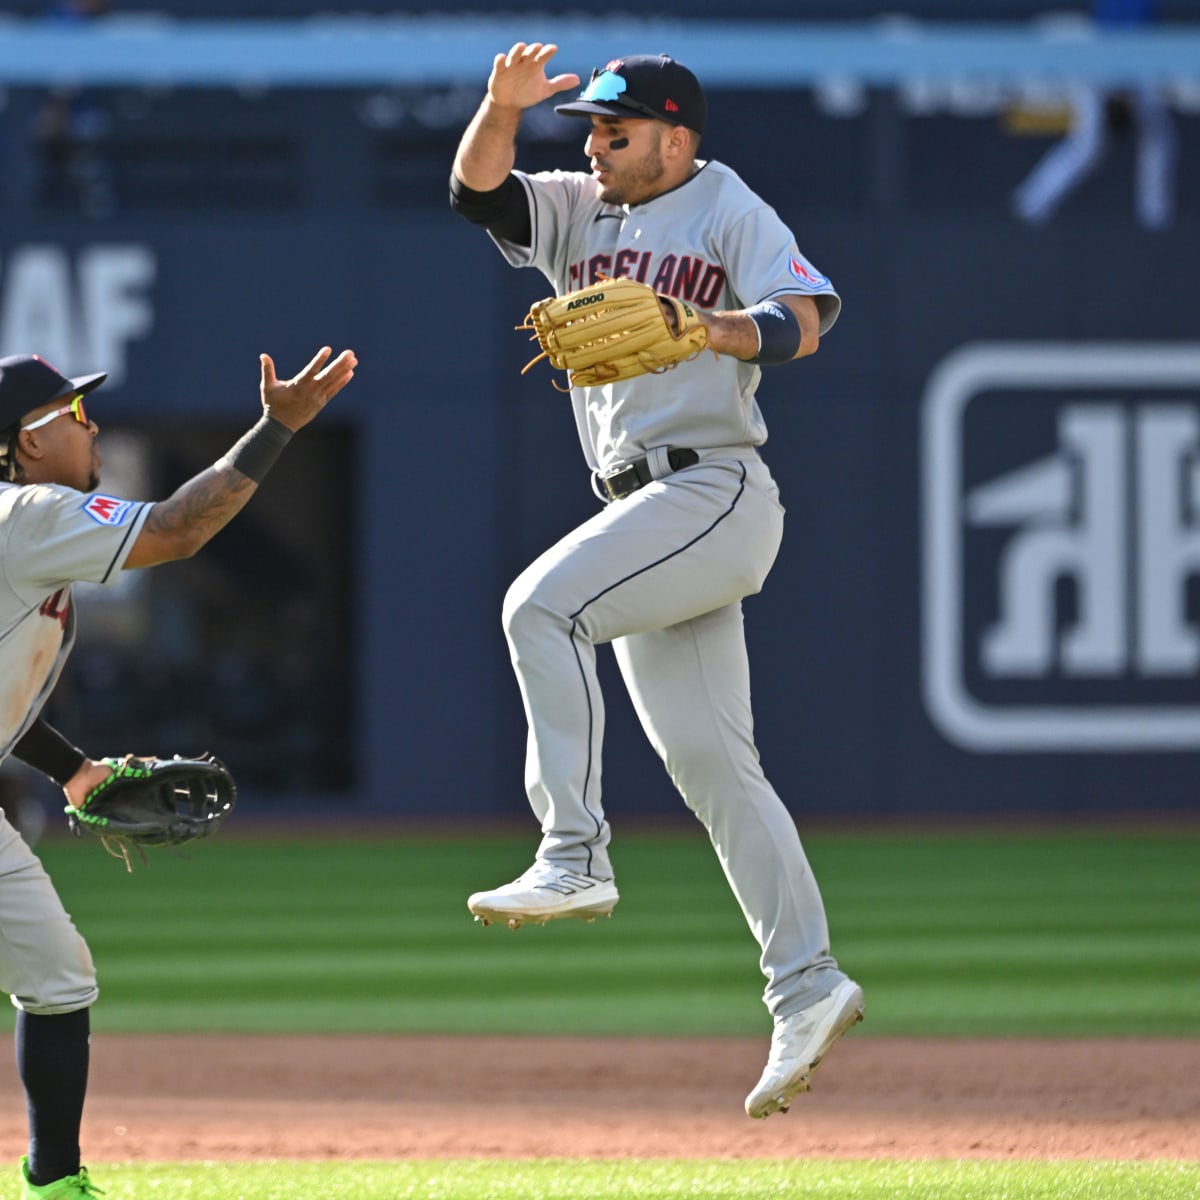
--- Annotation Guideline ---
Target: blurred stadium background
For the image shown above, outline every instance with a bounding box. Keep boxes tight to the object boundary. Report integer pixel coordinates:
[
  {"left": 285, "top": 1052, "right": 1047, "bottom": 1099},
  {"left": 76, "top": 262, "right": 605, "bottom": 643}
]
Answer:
[{"left": 1, "top": 1, "right": 1197, "bottom": 829}]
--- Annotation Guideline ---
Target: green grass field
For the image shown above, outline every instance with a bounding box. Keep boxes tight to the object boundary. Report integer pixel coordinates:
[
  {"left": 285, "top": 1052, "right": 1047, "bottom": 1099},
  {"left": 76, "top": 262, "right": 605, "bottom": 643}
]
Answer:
[
  {"left": 26, "top": 826, "right": 1200, "bottom": 1038},
  {"left": 70, "top": 1158, "right": 1200, "bottom": 1199},
  {"left": 13, "top": 825, "right": 1200, "bottom": 1198}
]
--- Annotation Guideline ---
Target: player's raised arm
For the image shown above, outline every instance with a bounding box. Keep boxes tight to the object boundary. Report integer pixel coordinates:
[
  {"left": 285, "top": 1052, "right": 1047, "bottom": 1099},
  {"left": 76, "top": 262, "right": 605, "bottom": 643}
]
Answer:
[
  {"left": 453, "top": 42, "right": 579, "bottom": 190},
  {"left": 124, "top": 346, "right": 356, "bottom": 568}
]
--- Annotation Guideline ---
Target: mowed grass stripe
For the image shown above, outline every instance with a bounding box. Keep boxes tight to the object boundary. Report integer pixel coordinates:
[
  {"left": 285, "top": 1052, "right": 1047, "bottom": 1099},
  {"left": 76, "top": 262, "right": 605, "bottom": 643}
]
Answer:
[
  {"left": 95, "top": 942, "right": 763, "bottom": 985},
  {"left": 854, "top": 980, "right": 1200, "bottom": 1035},
  {"left": 74, "top": 910, "right": 756, "bottom": 945},
  {"left": 22, "top": 828, "right": 1200, "bottom": 1038},
  {"left": 845, "top": 932, "right": 1200, "bottom": 969},
  {"left": 73, "top": 990, "right": 770, "bottom": 1035},
  {"left": 86, "top": 1157, "right": 1200, "bottom": 1199}
]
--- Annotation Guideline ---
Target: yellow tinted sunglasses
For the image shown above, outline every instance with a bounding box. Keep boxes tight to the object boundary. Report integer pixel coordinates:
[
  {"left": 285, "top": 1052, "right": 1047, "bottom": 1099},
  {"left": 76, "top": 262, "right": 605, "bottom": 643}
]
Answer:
[{"left": 20, "top": 393, "right": 89, "bottom": 432}]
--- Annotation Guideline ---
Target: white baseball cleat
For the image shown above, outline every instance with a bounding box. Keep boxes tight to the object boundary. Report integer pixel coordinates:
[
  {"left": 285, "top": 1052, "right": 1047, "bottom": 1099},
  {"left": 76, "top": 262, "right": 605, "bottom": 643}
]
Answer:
[
  {"left": 744, "top": 977, "right": 865, "bottom": 1119},
  {"left": 467, "top": 862, "right": 619, "bottom": 929}
]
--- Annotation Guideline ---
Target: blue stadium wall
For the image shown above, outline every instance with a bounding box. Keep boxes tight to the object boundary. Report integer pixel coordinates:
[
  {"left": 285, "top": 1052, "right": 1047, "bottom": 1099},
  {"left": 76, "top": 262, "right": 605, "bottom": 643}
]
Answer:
[{"left": 2, "top": 81, "right": 1197, "bottom": 821}]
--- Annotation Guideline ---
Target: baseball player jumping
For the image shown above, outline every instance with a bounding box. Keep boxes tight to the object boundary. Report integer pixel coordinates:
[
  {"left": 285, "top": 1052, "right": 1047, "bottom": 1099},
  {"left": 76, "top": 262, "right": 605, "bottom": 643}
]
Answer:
[
  {"left": 450, "top": 43, "right": 863, "bottom": 1118},
  {"left": 0, "top": 347, "right": 355, "bottom": 1198}
]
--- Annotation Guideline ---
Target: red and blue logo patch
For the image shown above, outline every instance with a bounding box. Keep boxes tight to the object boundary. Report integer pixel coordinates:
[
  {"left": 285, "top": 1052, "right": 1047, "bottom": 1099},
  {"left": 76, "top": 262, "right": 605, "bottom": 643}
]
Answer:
[
  {"left": 82, "top": 494, "right": 134, "bottom": 526},
  {"left": 789, "top": 255, "right": 829, "bottom": 290}
]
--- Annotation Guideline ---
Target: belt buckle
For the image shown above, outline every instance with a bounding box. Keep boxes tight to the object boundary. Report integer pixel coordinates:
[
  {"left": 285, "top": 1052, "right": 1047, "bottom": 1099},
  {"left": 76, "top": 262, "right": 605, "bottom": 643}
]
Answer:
[{"left": 600, "top": 464, "right": 638, "bottom": 501}]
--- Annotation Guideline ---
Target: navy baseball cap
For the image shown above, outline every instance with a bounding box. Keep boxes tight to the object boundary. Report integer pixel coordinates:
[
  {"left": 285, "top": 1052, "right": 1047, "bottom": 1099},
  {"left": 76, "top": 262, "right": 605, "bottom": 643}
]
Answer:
[
  {"left": 0, "top": 354, "right": 107, "bottom": 430},
  {"left": 556, "top": 54, "right": 707, "bottom": 136}
]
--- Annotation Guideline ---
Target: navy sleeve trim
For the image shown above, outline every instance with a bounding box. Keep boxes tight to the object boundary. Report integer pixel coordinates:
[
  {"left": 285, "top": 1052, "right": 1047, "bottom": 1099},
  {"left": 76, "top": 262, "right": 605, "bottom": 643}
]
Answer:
[{"left": 101, "top": 502, "right": 149, "bottom": 584}]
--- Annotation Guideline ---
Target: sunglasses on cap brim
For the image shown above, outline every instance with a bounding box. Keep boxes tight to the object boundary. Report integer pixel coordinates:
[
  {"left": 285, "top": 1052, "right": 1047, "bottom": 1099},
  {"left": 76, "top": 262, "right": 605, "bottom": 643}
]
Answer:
[{"left": 579, "top": 69, "right": 666, "bottom": 122}]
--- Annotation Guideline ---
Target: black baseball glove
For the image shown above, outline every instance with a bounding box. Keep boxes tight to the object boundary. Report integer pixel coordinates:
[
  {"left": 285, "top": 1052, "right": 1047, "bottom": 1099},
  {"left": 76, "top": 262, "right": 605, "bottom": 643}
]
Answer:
[{"left": 67, "top": 752, "right": 237, "bottom": 867}]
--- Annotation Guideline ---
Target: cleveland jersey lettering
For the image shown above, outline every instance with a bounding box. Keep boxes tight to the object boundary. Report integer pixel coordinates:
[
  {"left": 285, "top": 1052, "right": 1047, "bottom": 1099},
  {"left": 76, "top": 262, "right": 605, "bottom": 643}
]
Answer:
[{"left": 497, "top": 160, "right": 840, "bottom": 473}]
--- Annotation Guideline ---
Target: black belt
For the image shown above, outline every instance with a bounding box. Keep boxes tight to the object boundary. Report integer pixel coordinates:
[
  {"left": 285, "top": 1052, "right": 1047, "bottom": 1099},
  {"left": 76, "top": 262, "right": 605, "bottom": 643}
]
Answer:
[{"left": 598, "top": 448, "right": 700, "bottom": 501}]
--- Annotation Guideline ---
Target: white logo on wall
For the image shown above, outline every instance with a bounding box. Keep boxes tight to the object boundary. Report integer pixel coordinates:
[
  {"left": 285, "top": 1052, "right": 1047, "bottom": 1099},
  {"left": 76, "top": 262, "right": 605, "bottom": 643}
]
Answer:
[
  {"left": 0, "top": 245, "right": 156, "bottom": 387},
  {"left": 922, "top": 342, "right": 1200, "bottom": 752}
]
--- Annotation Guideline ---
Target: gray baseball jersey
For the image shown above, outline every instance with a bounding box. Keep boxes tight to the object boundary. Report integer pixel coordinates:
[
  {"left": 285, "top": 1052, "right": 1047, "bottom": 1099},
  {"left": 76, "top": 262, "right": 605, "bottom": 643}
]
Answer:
[
  {"left": 0, "top": 483, "right": 150, "bottom": 759},
  {"left": 494, "top": 159, "right": 841, "bottom": 471},
  {"left": 0, "top": 481, "right": 148, "bottom": 1014},
  {"left": 479, "top": 157, "right": 851, "bottom": 1021}
]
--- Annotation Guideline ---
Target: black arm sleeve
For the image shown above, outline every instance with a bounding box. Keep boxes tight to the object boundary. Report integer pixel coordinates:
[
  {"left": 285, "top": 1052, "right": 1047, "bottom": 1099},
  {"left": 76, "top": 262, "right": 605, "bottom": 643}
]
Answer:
[
  {"left": 12, "top": 718, "right": 87, "bottom": 785},
  {"left": 449, "top": 172, "right": 532, "bottom": 248}
]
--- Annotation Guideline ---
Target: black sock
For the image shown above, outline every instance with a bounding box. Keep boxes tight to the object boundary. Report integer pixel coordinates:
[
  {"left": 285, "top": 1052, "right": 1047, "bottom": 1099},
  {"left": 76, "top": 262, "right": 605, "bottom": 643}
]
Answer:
[{"left": 15, "top": 1008, "right": 90, "bottom": 1186}]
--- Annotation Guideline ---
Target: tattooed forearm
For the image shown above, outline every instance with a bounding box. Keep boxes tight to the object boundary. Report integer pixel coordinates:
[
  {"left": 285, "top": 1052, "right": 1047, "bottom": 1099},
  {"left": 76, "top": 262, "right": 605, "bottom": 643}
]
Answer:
[
  {"left": 145, "top": 466, "right": 256, "bottom": 540},
  {"left": 127, "top": 465, "right": 259, "bottom": 567}
]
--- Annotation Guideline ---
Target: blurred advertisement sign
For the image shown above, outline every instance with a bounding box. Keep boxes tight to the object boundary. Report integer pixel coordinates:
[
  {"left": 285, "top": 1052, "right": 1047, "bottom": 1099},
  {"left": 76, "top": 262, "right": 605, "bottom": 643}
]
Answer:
[
  {"left": 922, "top": 342, "right": 1200, "bottom": 751},
  {"left": 0, "top": 244, "right": 155, "bottom": 387}
]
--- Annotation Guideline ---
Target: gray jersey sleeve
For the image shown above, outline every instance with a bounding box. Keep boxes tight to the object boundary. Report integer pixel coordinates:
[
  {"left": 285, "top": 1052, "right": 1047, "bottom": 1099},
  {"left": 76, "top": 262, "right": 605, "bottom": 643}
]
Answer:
[
  {"left": 0, "top": 482, "right": 151, "bottom": 759},
  {"left": 489, "top": 169, "right": 597, "bottom": 284},
  {"left": 708, "top": 174, "right": 841, "bottom": 334},
  {"left": 1, "top": 483, "right": 151, "bottom": 597}
]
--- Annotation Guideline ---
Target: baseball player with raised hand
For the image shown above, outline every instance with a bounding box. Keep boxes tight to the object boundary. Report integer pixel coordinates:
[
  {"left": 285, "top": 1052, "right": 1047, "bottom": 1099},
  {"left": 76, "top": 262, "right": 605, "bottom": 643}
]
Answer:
[
  {"left": 0, "top": 345, "right": 355, "bottom": 1198},
  {"left": 450, "top": 42, "right": 862, "bottom": 1118}
]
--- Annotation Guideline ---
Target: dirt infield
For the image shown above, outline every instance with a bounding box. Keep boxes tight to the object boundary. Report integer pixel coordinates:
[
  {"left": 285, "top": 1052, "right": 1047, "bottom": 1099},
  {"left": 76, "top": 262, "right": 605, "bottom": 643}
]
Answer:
[{"left": 2, "top": 1034, "right": 1198, "bottom": 1162}]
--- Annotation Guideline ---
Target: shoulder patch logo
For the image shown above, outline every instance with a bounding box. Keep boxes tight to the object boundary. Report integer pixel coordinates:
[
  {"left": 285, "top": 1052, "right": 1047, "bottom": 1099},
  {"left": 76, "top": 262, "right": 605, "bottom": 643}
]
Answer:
[
  {"left": 789, "top": 255, "right": 829, "bottom": 290},
  {"left": 82, "top": 494, "right": 134, "bottom": 526}
]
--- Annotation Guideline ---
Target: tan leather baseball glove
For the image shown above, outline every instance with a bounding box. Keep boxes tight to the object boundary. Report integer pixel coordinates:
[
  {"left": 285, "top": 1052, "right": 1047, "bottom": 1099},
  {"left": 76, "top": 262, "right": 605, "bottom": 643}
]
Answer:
[{"left": 518, "top": 276, "right": 713, "bottom": 389}]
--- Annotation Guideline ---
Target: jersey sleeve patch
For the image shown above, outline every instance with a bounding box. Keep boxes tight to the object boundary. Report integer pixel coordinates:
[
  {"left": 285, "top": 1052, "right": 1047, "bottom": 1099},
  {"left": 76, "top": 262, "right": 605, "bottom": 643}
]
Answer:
[
  {"left": 789, "top": 254, "right": 830, "bottom": 291},
  {"left": 81, "top": 494, "right": 136, "bottom": 526}
]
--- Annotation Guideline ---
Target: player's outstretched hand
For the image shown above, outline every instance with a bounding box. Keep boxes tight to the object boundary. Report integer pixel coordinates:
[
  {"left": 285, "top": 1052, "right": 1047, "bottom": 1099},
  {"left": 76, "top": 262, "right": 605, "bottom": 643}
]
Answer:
[
  {"left": 260, "top": 346, "right": 357, "bottom": 431},
  {"left": 488, "top": 42, "right": 579, "bottom": 111}
]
